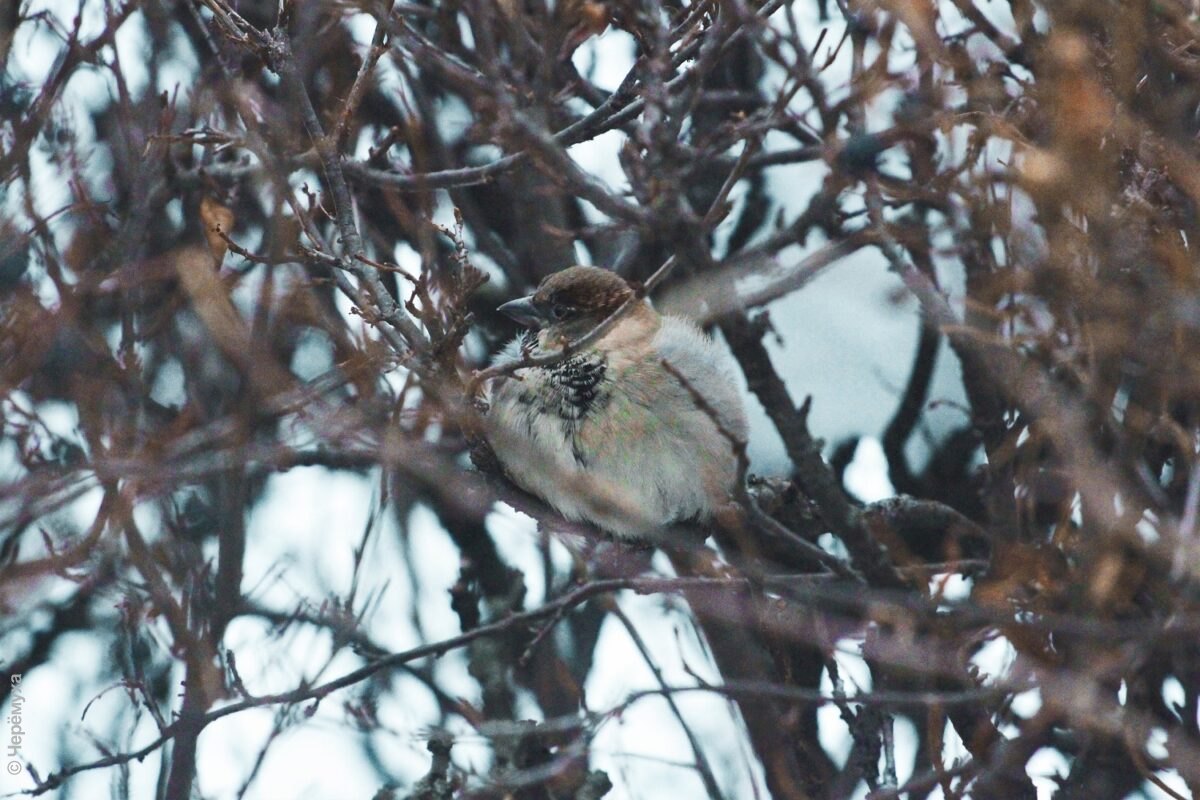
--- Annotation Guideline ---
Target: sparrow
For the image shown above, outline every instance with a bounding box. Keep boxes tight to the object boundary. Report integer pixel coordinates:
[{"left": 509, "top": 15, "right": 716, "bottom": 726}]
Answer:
[{"left": 485, "top": 266, "right": 748, "bottom": 540}]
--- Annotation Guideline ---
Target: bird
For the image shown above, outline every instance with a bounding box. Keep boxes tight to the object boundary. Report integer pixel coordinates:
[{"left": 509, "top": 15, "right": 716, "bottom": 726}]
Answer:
[{"left": 484, "top": 266, "right": 748, "bottom": 540}]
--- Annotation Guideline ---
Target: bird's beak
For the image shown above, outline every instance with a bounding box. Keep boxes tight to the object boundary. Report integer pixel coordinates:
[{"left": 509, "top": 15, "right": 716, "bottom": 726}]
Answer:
[{"left": 498, "top": 295, "right": 545, "bottom": 329}]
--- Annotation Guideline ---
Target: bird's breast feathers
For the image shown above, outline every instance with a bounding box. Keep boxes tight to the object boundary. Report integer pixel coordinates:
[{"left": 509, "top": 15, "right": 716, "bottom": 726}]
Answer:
[{"left": 487, "top": 315, "right": 746, "bottom": 537}]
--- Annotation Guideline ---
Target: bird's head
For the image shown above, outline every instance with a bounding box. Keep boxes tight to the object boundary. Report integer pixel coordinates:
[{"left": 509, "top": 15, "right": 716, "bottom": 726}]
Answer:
[{"left": 498, "top": 266, "right": 647, "bottom": 347}]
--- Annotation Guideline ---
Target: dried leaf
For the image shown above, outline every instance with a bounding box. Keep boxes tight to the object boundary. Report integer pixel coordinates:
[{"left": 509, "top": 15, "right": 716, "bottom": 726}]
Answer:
[{"left": 200, "top": 196, "right": 235, "bottom": 267}]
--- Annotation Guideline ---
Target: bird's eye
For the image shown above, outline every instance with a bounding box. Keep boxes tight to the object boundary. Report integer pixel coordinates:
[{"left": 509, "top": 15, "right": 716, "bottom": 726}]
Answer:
[{"left": 550, "top": 303, "right": 573, "bottom": 320}]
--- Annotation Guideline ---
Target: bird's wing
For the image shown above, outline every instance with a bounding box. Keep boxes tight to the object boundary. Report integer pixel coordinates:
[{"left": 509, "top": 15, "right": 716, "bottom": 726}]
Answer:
[{"left": 653, "top": 316, "right": 749, "bottom": 437}]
